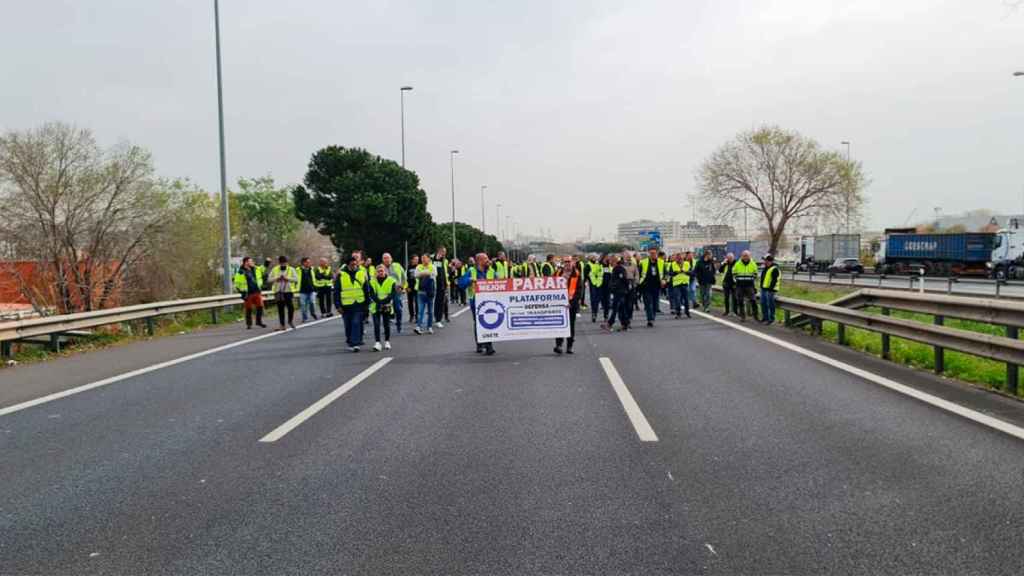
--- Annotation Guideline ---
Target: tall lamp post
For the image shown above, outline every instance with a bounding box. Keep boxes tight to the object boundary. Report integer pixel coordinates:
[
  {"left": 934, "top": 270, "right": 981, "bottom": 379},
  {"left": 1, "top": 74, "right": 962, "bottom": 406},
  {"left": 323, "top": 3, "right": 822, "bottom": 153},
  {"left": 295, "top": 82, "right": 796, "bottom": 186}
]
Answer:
[
  {"left": 214, "top": 0, "right": 231, "bottom": 293},
  {"left": 450, "top": 150, "right": 459, "bottom": 259},
  {"left": 496, "top": 203, "right": 503, "bottom": 243},
  {"left": 841, "top": 140, "right": 851, "bottom": 234},
  {"left": 400, "top": 86, "right": 413, "bottom": 167},
  {"left": 480, "top": 185, "right": 487, "bottom": 233}
]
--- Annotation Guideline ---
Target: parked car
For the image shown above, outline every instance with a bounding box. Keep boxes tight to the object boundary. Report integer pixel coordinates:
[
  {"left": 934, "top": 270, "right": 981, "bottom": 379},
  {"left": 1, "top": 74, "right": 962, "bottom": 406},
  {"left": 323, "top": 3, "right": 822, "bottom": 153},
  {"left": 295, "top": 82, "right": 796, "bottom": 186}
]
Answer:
[{"left": 828, "top": 258, "right": 864, "bottom": 274}]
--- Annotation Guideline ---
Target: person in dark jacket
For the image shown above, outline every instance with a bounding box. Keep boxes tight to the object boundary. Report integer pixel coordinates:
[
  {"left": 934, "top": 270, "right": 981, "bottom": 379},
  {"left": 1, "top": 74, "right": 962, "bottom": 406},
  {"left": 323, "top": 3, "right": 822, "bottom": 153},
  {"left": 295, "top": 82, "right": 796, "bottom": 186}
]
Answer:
[
  {"left": 406, "top": 255, "right": 419, "bottom": 323},
  {"left": 694, "top": 251, "right": 716, "bottom": 312},
  {"left": 297, "top": 257, "right": 318, "bottom": 323},
  {"left": 603, "top": 254, "right": 631, "bottom": 331},
  {"left": 719, "top": 252, "right": 737, "bottom": 316},
  {"left": 759, "top": 254, "right": 781, "bottom": 325}
]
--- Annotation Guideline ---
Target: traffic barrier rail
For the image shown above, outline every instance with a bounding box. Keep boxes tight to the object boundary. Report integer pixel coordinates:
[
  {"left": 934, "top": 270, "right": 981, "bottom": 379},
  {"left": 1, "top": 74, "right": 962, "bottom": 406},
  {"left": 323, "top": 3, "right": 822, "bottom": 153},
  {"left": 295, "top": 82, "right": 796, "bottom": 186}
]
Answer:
[
  {"left": 786, "top": 268, "right": 1024, "bottom": 298},
  {"left": 0, "top": 292, "right": 276, "bottom": 359},
  {"left": 771, "top": 289, "right": 1024, "bottom": 395}
]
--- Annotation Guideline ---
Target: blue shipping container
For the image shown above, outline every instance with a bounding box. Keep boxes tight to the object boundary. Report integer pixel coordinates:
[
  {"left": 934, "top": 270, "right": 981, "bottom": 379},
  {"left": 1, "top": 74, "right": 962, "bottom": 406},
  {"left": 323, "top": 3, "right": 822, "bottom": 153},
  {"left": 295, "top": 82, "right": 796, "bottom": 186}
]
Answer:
[
  {"left": 726, "top": 241, "right": 750, "bottom": 257},
  {"left": 884, "top": 233, "right": 994, "bottom": 263}
]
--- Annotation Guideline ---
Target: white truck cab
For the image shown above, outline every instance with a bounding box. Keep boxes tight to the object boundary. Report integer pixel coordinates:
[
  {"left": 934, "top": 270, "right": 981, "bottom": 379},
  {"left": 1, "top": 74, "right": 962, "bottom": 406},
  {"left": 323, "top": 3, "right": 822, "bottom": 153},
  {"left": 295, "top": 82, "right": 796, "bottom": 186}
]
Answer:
[{"left": 990, "top": 219, "right": 1024, "bottom": 280}]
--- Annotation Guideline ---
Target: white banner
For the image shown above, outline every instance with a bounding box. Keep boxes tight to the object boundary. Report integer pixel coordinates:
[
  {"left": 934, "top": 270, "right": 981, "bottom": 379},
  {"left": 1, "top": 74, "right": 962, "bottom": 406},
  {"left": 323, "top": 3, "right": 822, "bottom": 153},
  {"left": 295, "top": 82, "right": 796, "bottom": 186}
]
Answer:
[{"left": 473, "top": 277, "right": 571, "bottom": 343}]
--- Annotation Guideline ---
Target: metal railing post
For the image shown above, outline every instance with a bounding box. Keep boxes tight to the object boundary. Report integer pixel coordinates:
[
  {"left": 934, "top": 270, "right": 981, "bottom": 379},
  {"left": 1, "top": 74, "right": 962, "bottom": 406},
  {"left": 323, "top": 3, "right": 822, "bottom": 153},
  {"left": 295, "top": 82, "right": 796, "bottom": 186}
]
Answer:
[
  {"left": 783, "top": 309, "right": 791, "bottom": 327},
  {"left": 49, "top": 333, "right": 61, "bottom": 353},
  {"left": 145, "top": 317, "right": 155, "bottom": 337},
  {"left": 933, "top": 315, "right": 944, "bottom": 374},
  {"left": 211, "top": 308, "right": 219, "bottom": 324},
  {"left": 881, "top": 307, "right": 891, "bottom": 360},
  {"left": 1008, "top": 325, "right": 1019, "bottom": 396},
  {"left": 1, "top": 340, "right": 11, "bottom": 360},
  {"left": 837, "top": 323, "right": 846, "bottom": 346}
]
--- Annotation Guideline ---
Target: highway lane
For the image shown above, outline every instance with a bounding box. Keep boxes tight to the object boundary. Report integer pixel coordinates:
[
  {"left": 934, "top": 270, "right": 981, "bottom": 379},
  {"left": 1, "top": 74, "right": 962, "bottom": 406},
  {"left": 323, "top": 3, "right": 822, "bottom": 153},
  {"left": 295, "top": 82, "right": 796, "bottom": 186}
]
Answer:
[
  {"left": 2, "top": 302, "right": 1024, "bottom": 574},
  {"left": 788, "top": 271, "right": 1024, "bottom": 298}
]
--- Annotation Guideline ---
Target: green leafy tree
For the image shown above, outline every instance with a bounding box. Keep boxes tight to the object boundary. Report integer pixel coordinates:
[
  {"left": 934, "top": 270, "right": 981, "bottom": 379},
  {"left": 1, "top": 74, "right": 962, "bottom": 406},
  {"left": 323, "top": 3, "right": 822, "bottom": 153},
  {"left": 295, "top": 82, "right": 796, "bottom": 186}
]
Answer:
[
  {"left": 235, "top": 176, "right": 302, "bottom": 259},
  {"left": 294, "top": 147, "right": 433, "bottom": 257},
  {"left": 430, "top": 222, "right": 504, "bottom": 260}
]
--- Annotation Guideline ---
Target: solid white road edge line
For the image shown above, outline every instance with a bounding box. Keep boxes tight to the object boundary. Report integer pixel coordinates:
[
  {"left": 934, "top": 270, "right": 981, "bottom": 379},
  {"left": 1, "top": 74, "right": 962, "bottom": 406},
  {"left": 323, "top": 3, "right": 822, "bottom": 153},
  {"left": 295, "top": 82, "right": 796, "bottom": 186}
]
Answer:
[
  {"left": 599, "top": 357, "right": 659, "bottom": 442},
  {"left": 259, "top": 357, "right": 393, "bottom": 443},
  {"left": 0, "top": 315, "right": 343, "bottom": 418},
  {"left": 451, "top": 306, "right": 471, "bottom": 318},
  {"left": 662, "top": 300, "right": 1024, "bottom": 442}
]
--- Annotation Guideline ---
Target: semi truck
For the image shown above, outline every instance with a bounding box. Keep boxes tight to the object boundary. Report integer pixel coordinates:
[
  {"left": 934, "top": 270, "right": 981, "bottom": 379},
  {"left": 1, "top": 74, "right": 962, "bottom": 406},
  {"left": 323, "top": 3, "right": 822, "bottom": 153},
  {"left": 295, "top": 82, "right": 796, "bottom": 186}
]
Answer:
[
  {"left": 796, "top": 234, "right": 861, "bottom": 272},
  {"left": 989, "top": 220, "right": 1024, "bottom": 280},
  {"left": 875, "top": 229, "right": 994, "bottom": 276}
]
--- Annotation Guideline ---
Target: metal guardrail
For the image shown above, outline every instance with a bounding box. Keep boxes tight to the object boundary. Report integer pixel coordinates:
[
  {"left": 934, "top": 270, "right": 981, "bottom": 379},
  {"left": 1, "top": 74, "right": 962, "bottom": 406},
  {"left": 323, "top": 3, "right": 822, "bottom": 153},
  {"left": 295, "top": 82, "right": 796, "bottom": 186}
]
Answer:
[
  {"left": 786, "top": 269, "right": 1024, "bottom": 298},
  {"left": 772, "top": 289, "right": 1024, "bottom": 395},
  {"left": 0, "top": 292, "right": 275, "bottom": 359}
]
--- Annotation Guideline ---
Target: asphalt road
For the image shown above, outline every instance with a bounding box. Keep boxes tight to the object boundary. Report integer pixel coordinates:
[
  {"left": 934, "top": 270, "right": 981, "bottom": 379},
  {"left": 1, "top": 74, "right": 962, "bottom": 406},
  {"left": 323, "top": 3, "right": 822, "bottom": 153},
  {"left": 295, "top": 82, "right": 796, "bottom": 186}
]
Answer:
[
  {"left": 789, "top": 271, "right": 1024, "bottom": 298},
  {"left": 2, "top": 302, "right": 1024, "bottom": 575}
]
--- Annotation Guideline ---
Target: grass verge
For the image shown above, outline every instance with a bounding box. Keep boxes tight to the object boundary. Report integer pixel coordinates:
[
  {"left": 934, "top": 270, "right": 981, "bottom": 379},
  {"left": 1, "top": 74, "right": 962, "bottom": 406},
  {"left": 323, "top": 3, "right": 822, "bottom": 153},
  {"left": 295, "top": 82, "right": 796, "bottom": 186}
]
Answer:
[
  {"left": 1, "top": 306, "right": 245, "bottom": 368},
  {"left": 708, "top": 281, "right": 1019, "bottom": 396}
]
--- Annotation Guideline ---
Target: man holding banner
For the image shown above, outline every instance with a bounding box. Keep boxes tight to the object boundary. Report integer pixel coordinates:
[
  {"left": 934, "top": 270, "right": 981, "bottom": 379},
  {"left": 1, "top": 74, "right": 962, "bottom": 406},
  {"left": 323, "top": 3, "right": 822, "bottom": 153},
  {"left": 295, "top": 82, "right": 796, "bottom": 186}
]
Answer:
[
  {"left": 466, "top": 253, "right": 497, "bottom": 356},
  {"left": 467, "top": 252, "right": 572, "bottom": 357}
]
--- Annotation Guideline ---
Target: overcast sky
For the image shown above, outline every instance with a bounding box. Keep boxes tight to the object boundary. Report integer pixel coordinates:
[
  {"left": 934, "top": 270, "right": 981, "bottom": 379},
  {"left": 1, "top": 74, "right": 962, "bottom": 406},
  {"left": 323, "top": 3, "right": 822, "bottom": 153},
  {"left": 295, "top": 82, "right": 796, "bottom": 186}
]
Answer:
[{"left": 3, "top": 0, "right": 1023, "bottom": 241}]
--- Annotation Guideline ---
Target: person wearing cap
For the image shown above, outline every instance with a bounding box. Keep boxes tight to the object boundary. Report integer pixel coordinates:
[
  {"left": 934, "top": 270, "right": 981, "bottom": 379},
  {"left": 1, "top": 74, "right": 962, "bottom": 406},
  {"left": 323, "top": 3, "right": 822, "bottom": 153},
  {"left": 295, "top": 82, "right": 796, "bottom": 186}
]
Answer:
[
  {"left": 759, "top": 254, "right": 781, "bottom": 325},
  {"left": 731, "top": 250, "right": 759, "bottom": 322}
]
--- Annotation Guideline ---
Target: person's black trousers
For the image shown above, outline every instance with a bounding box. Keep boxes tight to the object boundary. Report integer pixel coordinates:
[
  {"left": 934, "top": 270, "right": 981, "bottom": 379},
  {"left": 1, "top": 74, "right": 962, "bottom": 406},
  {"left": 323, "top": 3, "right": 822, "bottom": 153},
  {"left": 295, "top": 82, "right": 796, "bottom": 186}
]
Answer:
[
  {"left": 276, "top": 293, "right": 295, "bottom": 327},
  {"left": 556, "top": 301, "right": 579, "bottom": 349},
  {"left": 316, "top": 287, "right": 332, "bottom": 316},
  {"left": 722, "top": 284, "right": 735, "bottom": 315},
  {"left": 434, "top": 287, "right": 449, "bottom": 322}
]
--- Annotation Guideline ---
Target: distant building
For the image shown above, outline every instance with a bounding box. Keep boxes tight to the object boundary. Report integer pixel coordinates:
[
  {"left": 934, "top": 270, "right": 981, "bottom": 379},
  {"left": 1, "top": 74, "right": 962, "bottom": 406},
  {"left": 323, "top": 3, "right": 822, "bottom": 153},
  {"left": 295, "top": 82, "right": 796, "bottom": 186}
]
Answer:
[{"left": 617, "top": 219, "right": 735, "bottom": 251}]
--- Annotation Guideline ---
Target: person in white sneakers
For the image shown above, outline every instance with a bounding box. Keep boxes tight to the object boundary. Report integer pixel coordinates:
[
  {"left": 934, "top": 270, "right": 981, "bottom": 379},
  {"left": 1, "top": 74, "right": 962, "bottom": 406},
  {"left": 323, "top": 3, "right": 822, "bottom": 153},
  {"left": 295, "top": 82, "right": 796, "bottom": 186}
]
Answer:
[{"left": 369, "top": 264, "right": 396, "bottom": 351}]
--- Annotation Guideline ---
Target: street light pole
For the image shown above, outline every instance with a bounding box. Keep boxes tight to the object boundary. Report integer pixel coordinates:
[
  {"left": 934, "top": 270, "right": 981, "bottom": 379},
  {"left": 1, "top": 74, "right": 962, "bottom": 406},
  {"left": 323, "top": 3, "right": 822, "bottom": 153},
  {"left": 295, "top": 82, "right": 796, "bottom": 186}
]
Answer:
[
  {"left": 450, "top": 150, "right": 459, "bottom": 260},
  {"left": 400, "top": 86, "right": 413, "bottom": 167},
  {"left": 841, "top": 140, "right": 851, "bottom": 234},
  {"left": 496, "top": 203, "right": 503, "bottom": 243},
  {"left": 480, "top": 185, "right": 487, "bottom": 233},
  {"left": 214, "top": 0, "right": 231, "bottom": 294}
]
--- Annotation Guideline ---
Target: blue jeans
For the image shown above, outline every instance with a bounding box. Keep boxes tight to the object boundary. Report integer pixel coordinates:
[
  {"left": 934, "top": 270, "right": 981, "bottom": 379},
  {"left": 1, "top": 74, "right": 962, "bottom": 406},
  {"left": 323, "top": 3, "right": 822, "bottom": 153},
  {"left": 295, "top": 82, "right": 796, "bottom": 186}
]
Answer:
[
  {"left": 417, "top": 292, "right": 434, "bottom": 330},
  {"left": 669, "top": 284, "right": 689, "bottom": 316},
  {"left": 688, "top": 281, "right": 697, "bottom": 306},
  {"left": 760, "top": 290, "right": 776, "bottom": 323},
  {"left": 298, "top": 292, "right": 316, "bottom": 322},
  {"left": 391, "top": 292, "right": 403, "bottom": 333},
  {"left": 342, "top": 305, "right": 365, "bottom": 347}
]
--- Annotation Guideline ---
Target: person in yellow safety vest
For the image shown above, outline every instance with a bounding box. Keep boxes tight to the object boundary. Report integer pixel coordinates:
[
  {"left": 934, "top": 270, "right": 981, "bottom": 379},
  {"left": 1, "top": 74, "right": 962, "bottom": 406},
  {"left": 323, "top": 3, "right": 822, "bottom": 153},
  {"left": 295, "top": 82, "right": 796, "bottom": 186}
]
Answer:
[
  {"left": 337, "top": 253, "right": 368, "bottom": 351},
  {"left": 468, "top": 252, "right": 497, "bottom": 356},
  {"left": 260, "top": 258, "right": 273, "bottom": 290},
  {"left": 233, "top": 256, "right": 267, "bottom": 329},
  {"left": 368, "top": 264, "right": 397, "bottom": 352},
  {"left": 523, "top": 256, "right": 541, "bottom": 278},
  {"left": 731, "top": 250, "right": 760, "bottom": 322},
  {"left": 541, "top": 254, "right": 557, "bottom": 277},
  {"left": 414, "top": 253, "right": 437, "bottom": 334},
  {"left": 313, "top": 257, "right": 335, "bottom": 318},
  {"left": 759, "top": 254, "right": 781, "bottom": 325},
  {"left": 587, "top": 254, "right": 610, "bottom": 323},
  {"left": 638, "top": 247, "right": 666, "bottom": 327},
  {"left": 267, "top": 255, "right": 299, "bottom": 331},
  {"left": 667, "top": 252, "right": 692, "bottom": 318},
  {"left": 457, "top": 261, "right": 469, "bottom": 306},
  {"left": 493, "top": 251, "right": 509, "bottom": 279},
  {"left": 380, "top": 252, "right": 406, "bottom": 334}
]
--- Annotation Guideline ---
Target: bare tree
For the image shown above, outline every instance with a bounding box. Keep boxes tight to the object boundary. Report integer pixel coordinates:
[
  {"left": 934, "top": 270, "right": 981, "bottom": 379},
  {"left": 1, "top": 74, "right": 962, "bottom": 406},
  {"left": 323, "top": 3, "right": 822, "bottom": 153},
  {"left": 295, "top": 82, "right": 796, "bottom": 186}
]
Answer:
[
  {"left": 0, "top": 123, "right": 166, "bottom": 313},
  {"left": 696, "top": 125, "right": 866, "bottom": 255}
]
